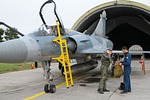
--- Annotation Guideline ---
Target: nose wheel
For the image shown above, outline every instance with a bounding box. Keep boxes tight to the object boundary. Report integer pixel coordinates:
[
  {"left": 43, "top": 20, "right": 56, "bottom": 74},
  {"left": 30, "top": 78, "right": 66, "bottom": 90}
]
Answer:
[
  {"left": 44, "top": 71, "right": 56, "bottom": 93},
  {"left": 44, "top": 83, "right": 56, "bottom": 93}
]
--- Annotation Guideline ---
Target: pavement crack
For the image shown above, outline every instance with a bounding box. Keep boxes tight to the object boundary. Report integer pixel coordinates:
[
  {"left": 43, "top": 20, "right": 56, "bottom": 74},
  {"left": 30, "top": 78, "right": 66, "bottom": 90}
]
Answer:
[{"left": 107, "top": 87, "right": 118, "bottom": 100}]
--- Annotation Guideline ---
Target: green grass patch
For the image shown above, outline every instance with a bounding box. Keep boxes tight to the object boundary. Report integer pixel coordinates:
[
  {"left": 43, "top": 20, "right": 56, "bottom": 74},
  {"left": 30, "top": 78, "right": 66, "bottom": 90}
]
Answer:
[{"left": 0, "top": 63, "right": 36, "bottom": 74}]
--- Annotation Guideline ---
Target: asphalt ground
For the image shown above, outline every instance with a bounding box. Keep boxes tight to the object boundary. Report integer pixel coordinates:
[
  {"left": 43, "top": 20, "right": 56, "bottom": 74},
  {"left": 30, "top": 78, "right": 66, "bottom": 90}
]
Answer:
[{"left": 0, "top": 60, "right": 150, "bottom": 100}]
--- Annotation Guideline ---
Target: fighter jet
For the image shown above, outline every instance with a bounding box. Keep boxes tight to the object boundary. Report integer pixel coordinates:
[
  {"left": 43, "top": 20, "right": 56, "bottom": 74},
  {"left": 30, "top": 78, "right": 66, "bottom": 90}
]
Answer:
[{"left": 0, "top": 0, "right": 113, "bottom": 93}]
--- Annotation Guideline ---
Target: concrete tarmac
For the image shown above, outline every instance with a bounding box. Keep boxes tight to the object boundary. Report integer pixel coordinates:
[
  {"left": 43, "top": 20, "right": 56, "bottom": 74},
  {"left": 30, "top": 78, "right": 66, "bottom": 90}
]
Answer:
[{"left": 0, "top": 61, "right": 150, "bottom": 100}]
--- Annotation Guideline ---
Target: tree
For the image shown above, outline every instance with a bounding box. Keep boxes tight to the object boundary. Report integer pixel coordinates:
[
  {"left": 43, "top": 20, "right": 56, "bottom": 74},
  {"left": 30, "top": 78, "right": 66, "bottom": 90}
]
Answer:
[
  {"left": 4, "top": 28, "right": 19, "bottom": 41},
  {"left": 0, "top": 28, "right": 4, "bottom": 42}
]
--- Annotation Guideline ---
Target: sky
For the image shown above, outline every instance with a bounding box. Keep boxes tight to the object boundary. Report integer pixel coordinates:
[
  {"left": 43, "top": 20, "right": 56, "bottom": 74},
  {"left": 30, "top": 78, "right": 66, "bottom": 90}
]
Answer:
[{"left": 0, "top": 0, "right": 150, "bottom": 35}]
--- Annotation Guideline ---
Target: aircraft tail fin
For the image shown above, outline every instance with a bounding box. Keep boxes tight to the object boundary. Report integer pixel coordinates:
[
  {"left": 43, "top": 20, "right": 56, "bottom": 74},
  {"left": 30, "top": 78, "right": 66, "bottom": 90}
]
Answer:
[{"left": 91, "top": 11, "right": 107, "bottom": 37}]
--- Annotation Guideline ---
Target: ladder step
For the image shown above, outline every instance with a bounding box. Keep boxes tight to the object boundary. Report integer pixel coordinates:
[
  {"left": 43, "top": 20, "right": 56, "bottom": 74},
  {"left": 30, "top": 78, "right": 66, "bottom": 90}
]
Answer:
[
  {"left": 66, "top": 72, "right": 70, "bottom": 74},
  {"left": 68, "top": 78, "right": 71, "bottom": 81},
  {"left": 62, "top": 46, "right": 67, "bottom": 48},
  {"left": 64, "top": 52, "right": 68, "bottom": 56},
  {"left": 63, "top": 53, "right": 67, "bottom": 55}
]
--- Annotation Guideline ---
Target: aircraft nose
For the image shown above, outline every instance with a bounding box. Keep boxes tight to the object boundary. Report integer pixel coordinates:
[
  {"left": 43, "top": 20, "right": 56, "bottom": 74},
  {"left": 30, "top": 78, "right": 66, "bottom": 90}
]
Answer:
[{"left": 0, "top": 39, "right": 28, "bottom": 63}]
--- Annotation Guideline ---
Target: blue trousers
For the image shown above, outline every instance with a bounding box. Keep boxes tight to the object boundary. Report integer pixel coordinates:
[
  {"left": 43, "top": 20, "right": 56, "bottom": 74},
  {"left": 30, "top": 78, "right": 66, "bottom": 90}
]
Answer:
[{"left": 123, "top": 67, "right": 131, "bottom": 91}]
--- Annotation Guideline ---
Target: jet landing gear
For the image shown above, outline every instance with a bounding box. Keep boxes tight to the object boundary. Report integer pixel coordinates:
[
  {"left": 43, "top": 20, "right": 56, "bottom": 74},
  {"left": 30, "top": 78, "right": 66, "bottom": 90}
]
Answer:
[
  {"left": 42, "top": 61, "right": 56, "bottom": 93},
  {"left": 44, "top": 81, "right": 56, "bottom": 93}
]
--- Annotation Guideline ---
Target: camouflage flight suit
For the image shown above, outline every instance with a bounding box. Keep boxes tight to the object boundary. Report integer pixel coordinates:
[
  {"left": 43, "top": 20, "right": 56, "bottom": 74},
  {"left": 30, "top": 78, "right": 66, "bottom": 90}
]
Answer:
[{"left": 98, "top": 53, "right": 111, "bottom": 92}]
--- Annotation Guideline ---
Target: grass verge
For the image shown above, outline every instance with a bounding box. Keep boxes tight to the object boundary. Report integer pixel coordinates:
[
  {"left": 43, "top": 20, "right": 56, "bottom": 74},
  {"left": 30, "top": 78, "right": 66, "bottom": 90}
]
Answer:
[{"left": 0, "top": 63, "right": 36, "bottom": 74}]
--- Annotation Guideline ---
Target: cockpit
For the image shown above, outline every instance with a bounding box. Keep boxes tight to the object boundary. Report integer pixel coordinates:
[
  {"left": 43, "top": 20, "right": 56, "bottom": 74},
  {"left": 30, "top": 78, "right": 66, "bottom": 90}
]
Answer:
[{"left": 30, "top": 25, "right": 58, "bottom": 36}]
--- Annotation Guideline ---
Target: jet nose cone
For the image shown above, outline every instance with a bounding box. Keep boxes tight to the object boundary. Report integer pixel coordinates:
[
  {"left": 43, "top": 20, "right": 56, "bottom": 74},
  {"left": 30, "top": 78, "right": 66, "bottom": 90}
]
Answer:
[{"left": 0, "top": 39, "right": 27, "bottom": 63}]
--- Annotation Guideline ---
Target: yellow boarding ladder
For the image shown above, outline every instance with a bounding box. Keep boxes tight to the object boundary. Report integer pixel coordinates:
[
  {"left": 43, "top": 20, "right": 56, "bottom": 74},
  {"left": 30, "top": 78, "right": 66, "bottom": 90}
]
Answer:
[{"left": 52, "top": 21, "right": 74, "bottom": 88}]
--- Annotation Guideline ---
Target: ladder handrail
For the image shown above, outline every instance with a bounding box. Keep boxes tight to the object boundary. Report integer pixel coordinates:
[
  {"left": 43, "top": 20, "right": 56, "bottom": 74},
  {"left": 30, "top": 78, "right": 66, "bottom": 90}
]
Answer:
[{"left": 52, "top": 21, "right": 74, "bottom": 88}]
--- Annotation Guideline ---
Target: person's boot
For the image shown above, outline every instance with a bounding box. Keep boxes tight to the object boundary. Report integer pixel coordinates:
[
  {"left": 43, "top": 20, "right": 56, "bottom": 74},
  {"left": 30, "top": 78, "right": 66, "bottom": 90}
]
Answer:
[
  {"left": 128, "top": 90, "right": 131, "bottom": 92},
  {"left": 103, "top": 89, "right": 110, "bottom": 92},
  {"left": 97, "top": 89, "right": 104, "bottom": 94},
  {"left": 120, "top": 91, "right": 128, "bottom": 94}
]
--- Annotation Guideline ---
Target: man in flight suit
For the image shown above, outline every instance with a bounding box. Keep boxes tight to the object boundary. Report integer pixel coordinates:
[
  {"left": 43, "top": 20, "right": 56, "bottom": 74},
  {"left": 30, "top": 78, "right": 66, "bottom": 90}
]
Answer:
[
  {"left": 97, "top": 49, "right": 112, "bottom": 94},
  {"left": 120, "top": 46, "right": 132, "bottom": 94}
]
